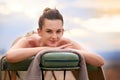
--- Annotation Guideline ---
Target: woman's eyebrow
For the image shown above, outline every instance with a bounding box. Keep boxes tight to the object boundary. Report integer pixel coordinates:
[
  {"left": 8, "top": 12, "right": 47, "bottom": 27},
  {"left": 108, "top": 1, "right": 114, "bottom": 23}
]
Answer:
[{"left": 46, "top": 29, "right": 52, "bottom": 30}]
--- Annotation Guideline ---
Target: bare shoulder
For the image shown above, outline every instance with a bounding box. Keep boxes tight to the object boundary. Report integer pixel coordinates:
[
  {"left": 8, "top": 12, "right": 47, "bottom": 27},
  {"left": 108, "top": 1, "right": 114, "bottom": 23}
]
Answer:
[
  {"left": 60, "top": 37, "right": 71, "bottom": 44},
  {"left": 62, "top": 37, "right": 77, "bottom": 43},
  {"left": 61, "top": 37, "right": 77, "bottom": 45},
  {"left": 11, "top": 37, "right": 30, "bottom": 48}
]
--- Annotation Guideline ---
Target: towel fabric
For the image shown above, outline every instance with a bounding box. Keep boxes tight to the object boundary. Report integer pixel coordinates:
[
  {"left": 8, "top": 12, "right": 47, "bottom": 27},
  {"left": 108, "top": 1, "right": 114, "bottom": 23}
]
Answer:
[{"left": 24, "top": 49, "right": 89, "bottom": 80}]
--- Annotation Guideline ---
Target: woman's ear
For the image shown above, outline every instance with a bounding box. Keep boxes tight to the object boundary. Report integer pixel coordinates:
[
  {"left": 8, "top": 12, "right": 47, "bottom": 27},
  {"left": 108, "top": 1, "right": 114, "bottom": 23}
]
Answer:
[{"left": 37, "top": 28, "right": 42, "bottom": 36}]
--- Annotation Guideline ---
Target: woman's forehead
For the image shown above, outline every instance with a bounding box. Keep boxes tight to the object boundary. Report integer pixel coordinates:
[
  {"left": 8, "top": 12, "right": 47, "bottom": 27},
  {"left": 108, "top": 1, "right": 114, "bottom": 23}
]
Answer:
[
  {"left": 42, "top": 26, "right": 63, "bottom": 31},
  {"left": 41, "top": 19, "right": 63, "bottom": 30},
  {"left": 44, "top": 19, "right": 62, "bottom": 25}
]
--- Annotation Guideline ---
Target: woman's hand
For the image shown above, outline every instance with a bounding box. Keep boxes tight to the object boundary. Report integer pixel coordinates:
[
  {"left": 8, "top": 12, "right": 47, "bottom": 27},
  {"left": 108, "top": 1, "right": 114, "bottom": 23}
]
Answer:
[{"left": 58, "top": 43, "right": 73, "bottom": 49}]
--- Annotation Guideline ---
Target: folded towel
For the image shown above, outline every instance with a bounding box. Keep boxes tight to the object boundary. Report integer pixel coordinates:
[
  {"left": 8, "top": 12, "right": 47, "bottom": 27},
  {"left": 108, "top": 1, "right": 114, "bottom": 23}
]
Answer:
[{"left": 24, "top": 49, "right": 89, "bottom": 80}]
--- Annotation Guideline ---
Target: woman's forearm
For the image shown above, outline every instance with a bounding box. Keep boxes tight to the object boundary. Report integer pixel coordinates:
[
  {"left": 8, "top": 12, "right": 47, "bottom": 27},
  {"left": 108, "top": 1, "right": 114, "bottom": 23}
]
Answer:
[
  {"left": 5, "top": 47, "right": 47, "bottom": 63},
  {"left": 79, "top": 50, "right": 104, "bottom": 67}
]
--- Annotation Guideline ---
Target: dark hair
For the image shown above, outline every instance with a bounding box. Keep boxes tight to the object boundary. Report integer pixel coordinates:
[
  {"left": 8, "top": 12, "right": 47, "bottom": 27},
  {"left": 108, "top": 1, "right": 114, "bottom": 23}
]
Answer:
[{"left": 38, "top": 8, "right": 63, "bottom": 29}]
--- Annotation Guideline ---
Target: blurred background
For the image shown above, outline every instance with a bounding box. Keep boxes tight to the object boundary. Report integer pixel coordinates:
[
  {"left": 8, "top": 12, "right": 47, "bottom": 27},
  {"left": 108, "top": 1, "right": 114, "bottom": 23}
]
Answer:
[{"left": 0, "top": 0, "right": 120, "bottom": 80}]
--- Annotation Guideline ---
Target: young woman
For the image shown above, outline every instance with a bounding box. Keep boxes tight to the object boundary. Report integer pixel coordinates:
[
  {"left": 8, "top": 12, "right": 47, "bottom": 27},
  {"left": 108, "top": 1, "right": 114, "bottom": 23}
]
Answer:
[
  {"left": 5, "top": 7, "right": 104, "bottom": 80},
  {"left": 6, "top": 7, "right": 104, "bottom": 66}
]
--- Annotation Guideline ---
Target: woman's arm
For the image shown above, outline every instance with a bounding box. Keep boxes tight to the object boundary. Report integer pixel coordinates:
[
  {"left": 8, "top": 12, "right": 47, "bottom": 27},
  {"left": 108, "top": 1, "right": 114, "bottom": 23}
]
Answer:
[
  {"left": 63, "top": 38, "right": 104, "bottom": 67},
  {"left": 5, "top": 37, "right": 72, "bottom": 63},
  {"left": 5, "top": 37, "right": 47, "bottom": 63},
  {"left": 5, "top": 47, "right": 48, "bottom": 63},
  {"left": 77, "top": 50, "right": 104, "bottom": 67}
]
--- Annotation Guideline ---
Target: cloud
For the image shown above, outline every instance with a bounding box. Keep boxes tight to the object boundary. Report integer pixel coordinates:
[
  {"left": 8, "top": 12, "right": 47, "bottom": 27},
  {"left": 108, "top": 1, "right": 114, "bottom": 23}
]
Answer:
[
  {"left": 66, "top": 0, "right": 120, "bottom": 16},
  {"left": 65, "top": 14, "right": 120, "bottom": 32},
  {"left": 72, "top": 0, "right": 120, "bottom": 10},
  {"left": 84, "top": 15, "right": 120, "bottom": 32},
  {"left": 64, "top": 28, "right": 89, "bottom": 38},
  {"left": 0, "top": 0, "right": 58, "bottom": 19}
]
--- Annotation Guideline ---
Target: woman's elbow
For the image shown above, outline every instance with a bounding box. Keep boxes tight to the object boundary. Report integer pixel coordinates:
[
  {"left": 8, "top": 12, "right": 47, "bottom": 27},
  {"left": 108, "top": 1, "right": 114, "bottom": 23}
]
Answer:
[
  {"left": 95, "top": 57, "right": 105, "bottom": 67},
  {"left": 5, "top": 52, "right": 16, "bottom": 63},
  {"left": 93, "top": 54, "right": 105, "bottom": 66},
  {"left": 87, "top": 57, "right": 105, "bottom": 67},
  {"left": 89, "top": 60, "right": 104, "bottom": 67},
  {"left": 97, "top": 59, "right": 104, "bottom": 66}
]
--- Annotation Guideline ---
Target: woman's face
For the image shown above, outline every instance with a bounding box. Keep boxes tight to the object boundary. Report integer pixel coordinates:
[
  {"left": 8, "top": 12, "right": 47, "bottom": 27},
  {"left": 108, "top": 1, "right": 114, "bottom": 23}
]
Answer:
[{"left": 38, "top": 19, "right": 64, "bottom": 47}]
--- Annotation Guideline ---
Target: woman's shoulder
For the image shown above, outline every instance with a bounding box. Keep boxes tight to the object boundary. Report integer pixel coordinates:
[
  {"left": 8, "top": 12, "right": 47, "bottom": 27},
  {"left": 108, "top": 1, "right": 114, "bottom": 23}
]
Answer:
[
  {"left": 10, "top": 36, "right": 30, "bottom": 48},
  {"left": 59, "top": 37, "right": 73, "bottom": 45},
  {"left": 14, "top": 34, "right": 41, "bottom": 47},
  {"left": 62, "top": 37, "right": 73, "bottom": 42}
]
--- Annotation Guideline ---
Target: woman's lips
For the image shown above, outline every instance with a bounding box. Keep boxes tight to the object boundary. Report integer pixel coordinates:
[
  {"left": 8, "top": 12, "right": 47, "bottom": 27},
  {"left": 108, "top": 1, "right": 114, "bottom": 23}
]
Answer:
[
  {"left": 50, "top": 40, "right": 56, "bottom": 44},
  {"left": 49, "top": 39, "right": 59, "bottom": 44}
]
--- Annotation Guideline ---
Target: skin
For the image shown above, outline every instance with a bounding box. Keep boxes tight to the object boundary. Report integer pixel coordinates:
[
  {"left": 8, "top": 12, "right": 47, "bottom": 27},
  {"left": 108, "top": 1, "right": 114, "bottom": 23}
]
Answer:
[{"left": 5, "top": 19, "right": 104, "bottom": 67}]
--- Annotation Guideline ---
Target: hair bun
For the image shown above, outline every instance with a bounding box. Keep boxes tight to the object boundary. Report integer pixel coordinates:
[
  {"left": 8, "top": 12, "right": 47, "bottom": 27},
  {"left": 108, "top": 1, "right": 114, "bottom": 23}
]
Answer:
[{"left": 43, "top": 7, "right": 51, "bottom": 13}]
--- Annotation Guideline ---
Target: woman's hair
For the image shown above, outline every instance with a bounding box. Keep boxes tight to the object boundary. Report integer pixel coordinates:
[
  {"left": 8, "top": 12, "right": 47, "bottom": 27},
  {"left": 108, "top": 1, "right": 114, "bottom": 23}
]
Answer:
[
  {"left": 38, "top": 7, "right": 63, "bottom": 29},
  {"left": 24, "top": 31, "right": 37, "bottom": 37}
]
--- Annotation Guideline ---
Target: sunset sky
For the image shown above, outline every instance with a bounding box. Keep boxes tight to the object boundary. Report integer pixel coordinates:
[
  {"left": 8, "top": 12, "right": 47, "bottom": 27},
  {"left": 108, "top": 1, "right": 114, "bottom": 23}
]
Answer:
[{"left": 0, "top": 0, "right": 120, "bottom": 54}]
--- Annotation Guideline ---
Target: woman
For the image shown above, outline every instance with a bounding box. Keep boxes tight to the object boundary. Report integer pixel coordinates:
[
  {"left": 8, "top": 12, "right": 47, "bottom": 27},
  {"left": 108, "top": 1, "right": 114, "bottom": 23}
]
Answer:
[{"left": 5, "top": 7, "right": 104, "bottom": 79}]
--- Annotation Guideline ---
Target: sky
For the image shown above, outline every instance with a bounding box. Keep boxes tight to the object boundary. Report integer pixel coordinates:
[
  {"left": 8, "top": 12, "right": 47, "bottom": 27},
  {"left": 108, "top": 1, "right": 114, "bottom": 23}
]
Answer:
[{"left": 0, "top": 0, "right": 120, "bottom": 55}]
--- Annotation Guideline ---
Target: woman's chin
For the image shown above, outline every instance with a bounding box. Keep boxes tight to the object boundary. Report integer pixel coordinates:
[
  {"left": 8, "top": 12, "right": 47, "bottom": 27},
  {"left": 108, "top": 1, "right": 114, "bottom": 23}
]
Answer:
[{"left": 48, "top": 44, "right": 57, "bottom": 47}]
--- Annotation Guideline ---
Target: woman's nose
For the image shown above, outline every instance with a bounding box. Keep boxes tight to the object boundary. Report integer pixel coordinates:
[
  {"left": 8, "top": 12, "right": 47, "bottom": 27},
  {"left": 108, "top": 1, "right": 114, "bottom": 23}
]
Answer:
[{"left": 51, "top": 33, "right": 57, "bottom": 39}]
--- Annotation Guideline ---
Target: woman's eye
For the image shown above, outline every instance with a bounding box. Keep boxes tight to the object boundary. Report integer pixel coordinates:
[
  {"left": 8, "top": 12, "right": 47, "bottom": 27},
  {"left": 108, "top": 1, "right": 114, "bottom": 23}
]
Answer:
[
  {"left": 46, "top": 30, "right": 52, "bottom": 33},
  {"left": 57, "top": 30, "right": 62, "bottom": 33}
]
